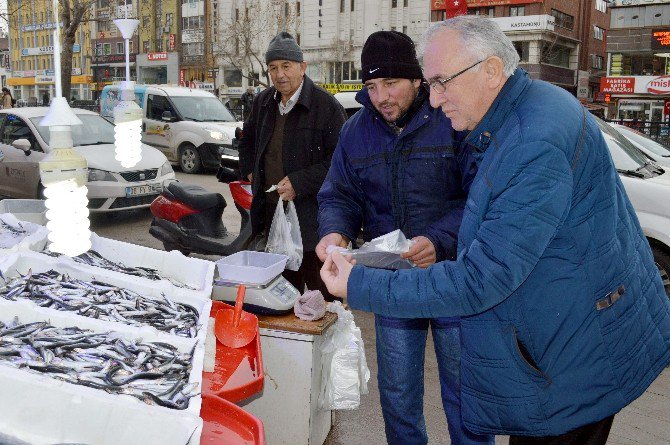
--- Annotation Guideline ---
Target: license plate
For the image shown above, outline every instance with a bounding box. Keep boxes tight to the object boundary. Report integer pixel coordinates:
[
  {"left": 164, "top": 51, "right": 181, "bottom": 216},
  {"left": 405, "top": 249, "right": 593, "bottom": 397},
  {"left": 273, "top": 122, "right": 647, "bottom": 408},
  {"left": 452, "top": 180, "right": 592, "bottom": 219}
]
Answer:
[{"left": 125, "top": 183, "right": 162, "bottom": 197}]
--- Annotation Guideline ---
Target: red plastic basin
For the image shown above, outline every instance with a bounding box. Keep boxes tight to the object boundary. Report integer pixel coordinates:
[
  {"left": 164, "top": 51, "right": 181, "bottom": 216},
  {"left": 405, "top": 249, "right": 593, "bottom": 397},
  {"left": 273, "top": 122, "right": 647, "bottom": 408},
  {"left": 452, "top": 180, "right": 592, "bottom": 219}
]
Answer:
[
  {"left": 203, "top": 301, "right": 264, "bottom": 403},
  {"left": 200, "top": 393, "right": 265, "bottom": 445}
]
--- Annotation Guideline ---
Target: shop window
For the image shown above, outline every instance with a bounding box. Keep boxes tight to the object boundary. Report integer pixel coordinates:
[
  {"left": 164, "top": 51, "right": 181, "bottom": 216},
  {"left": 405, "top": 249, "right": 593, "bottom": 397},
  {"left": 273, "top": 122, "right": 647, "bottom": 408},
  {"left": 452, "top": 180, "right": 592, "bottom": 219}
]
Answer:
[
  {"left": 510, "top": 6, "right": 524, "bottom": 16},
  {"left": 514, "top": 41, "right": 530, "bottom": 63},
  {"left": 609, "top": 53, "right": 668, "bottom": 76},
  {"left": 551, "top": 9, "right": 574, "bottom": 30},
  {"left": 541, "top": 43, "right": 571, "bottom": 68}
]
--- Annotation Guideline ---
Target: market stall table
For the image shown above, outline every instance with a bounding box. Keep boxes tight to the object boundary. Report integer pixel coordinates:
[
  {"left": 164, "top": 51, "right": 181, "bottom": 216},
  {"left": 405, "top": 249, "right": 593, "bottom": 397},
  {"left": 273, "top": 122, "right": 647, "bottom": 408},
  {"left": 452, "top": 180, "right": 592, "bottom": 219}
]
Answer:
[{"left": 240, "top": 310, "right": 338, "bottom": 445}]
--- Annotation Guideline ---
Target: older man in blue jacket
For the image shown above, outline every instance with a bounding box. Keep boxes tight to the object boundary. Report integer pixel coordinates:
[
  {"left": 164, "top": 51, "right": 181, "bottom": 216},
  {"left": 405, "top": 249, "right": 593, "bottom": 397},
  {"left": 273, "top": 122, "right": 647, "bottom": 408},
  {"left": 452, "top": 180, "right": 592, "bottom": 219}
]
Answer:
[
  {"left": 321, "top": 17, "right": 670, "bottom": 444},
  {"left": 317, "top": 31, "right": 492, "bottom": 445}
]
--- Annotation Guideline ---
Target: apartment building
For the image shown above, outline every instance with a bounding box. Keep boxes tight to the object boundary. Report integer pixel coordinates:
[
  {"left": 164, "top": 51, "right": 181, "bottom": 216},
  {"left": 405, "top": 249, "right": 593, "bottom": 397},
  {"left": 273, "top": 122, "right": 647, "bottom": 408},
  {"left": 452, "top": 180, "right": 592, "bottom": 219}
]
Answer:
[
  {"left": 135, "top": 0, "right": 180, "bottom": 86},
  {"left": 6, "top": 0, "right": 93, "bottom": 102},
  {"left": 601, "top": 0, "right": 670, "bottom": 122}
]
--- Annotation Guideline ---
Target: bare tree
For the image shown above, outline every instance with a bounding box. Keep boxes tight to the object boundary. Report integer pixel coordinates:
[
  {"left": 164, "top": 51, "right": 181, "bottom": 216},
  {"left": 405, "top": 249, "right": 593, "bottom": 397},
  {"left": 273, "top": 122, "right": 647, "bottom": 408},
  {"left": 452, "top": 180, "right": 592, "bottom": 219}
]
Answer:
[
  {"left": 59, "top": 0, "right": 96, "bottom": 101},
  {"left": 214, "top": 0, "right": 299, "bottom": 88}
]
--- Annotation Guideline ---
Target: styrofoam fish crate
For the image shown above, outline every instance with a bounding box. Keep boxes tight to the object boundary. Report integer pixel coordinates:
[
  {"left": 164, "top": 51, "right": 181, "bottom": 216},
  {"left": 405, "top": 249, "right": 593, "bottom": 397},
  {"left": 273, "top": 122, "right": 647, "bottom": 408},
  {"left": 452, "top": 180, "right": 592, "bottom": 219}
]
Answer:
[
  {"left": 0, "top": 251, "right": 211, "bottom": 417},
  {"left": 0, "top": 199, "right": 47, "bottom": 225},
  {"left": 57, "top": 233, "right": 215, "bottom": 302},
  {"left": 0, "top": 213, "right": 49, "bottom": 254},
  {"left": 0, "top": 305, "right": 203, "bottom": 445}
]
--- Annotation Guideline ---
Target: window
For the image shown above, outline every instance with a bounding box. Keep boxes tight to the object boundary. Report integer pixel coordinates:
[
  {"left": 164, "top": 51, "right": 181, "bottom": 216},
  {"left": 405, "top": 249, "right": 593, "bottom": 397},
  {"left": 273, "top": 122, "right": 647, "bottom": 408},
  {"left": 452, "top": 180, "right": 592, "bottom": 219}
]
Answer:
[
  {"left": 146, "top": 95, "right": 175, "bottom": 120},
  {"left": 103, "top": 43, "right": 112, "bottom": 55},
  {"left": 510, "top": 6, "right": 524, "bottom": 16},
  {"left": 591, "top": 54, "right": 604, "bottom": 70},
  {"left": 431, "top": 10, "right": 445, "bottom": 22},
  {"left": 1, "top": 115, "right": 39, "bottom": 151},
  {"left": 514, "top": 41, "right": 529, "bottom": 62},
  {"left": 340, "top": 0, "right": 345, "bottom": 12},
  {"left": 143, "top": 40, "right": 150, "bottom": 53},
  {"left": 235, "top": 8, "right": 239, "bottom": 20},
  {"left": 392, "top": 0, "right": 397, "bottom": 7},
  {"left": 117, "top": 42, "right": 124, "bottom": 54},
  {"left": 297, "top": 1, "right": 301, "bottom": 15},
  {"left": 296, "top": 33, "right": 301, "bottom": 45},
  {"left": 551, "top": 9, "right": 574, "bottom": 30},
  {"left": 404, "top": 0, "right": 408, "bottom": 6},
  {"left": 609, "top": 53, "right": 668, "bottom": 76},
  {"left": 183, "top": 42, "right": 204, "bottom": 56},
  {"left": 595, "top": 0, "right": 607, "bottom": 13},
  {"left": 143, "top": 16, "right": 150, "bottom": 27},
  {"left": 95, "top": 43, "right": 103, "bottom": 56},
  {"left": 541, "top": 43, "right": 571, "bottom": 68},
  {"left": 402, "top": 25, "right": 407, "bottom": 34},
  {"left": 351, "top": 0, "right": 354, "bottom": 11},
  {"left": 593, "top": 25, "right": 604, "bottom": 41}
]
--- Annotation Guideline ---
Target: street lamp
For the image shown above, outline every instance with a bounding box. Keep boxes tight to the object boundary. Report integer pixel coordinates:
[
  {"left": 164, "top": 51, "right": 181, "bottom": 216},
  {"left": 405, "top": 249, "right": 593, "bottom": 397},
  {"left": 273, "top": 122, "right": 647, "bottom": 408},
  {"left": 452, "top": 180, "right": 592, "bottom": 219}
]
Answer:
[{"left": 39, "top": 0, "right": 91, "bottom": 257}]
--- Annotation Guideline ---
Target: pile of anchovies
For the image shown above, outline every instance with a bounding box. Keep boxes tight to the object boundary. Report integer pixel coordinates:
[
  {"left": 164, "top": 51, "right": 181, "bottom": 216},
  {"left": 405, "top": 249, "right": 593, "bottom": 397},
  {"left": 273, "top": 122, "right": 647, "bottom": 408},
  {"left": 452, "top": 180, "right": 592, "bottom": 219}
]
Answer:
[
  {"left": 0, "top": 219, "right": 29, "bottom": 249},
  {"left": 0, "top": 270, "right": 200, "bottom": 338},
  {"left": 0, "top": 318, "right": 198, "bottom": 410},
  {"left": 70, "top": 250, "right": 197, "bottom": 290}
]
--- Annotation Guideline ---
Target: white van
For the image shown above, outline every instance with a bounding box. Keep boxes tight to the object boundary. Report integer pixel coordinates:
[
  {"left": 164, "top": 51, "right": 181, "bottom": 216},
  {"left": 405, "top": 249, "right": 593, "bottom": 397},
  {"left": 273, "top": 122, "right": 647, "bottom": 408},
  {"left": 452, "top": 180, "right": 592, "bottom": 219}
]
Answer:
[{"left": 100, "top": 85, "right": 243, "bottom": 173}]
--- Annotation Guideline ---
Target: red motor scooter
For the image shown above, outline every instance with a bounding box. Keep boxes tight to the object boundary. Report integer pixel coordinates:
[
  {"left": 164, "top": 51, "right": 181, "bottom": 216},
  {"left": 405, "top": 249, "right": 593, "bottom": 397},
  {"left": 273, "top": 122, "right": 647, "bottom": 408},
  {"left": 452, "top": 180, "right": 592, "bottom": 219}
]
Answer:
[{"left": 149, "top": 167, "right": 252, "bottom": 256}]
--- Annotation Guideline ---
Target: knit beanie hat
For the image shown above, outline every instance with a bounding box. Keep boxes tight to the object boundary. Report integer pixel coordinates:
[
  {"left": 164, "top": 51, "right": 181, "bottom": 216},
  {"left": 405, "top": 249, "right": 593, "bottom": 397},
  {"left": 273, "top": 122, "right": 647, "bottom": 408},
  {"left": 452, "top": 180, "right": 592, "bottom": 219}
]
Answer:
[
  {"left": 265, "top": 32, "right": 304, "bottom": 64},
  {"left": 361, "top": 31, "right": 423, "bottom": 83}
]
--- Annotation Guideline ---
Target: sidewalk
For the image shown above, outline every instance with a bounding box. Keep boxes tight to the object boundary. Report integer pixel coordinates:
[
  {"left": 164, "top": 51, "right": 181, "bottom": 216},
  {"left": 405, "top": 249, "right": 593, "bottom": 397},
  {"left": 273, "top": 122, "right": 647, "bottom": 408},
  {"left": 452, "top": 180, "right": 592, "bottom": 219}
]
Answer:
[{"left": 325, "top": 310, "right": 670, "bottom": 444}]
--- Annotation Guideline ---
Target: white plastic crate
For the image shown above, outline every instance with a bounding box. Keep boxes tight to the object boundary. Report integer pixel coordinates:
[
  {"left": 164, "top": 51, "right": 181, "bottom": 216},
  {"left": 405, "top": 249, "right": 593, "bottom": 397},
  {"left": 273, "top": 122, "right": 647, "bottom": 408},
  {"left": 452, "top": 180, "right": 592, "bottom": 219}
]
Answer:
[
  {"left": 0, "top": 213, "right": 49, "bottom": 254},
  {"left": 0, "top": 251, "right": 210, "bottom": 418},
  {"left": 216, "top": 250, "right": 288, "bottom": 285},
  {"left": 58, "top": 233, "right": 215, "bottom": 301},
  {"left": 0, "top": 302, "right": 202, "bottom": 445},
  {"left": 0, "top": 199, "right": 47, "bottom": 225}
]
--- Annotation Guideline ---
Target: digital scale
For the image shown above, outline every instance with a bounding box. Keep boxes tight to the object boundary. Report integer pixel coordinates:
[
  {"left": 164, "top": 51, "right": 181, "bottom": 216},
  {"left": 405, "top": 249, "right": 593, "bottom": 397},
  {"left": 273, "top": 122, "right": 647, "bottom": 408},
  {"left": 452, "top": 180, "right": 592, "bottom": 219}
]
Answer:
[{"left": 211, "top": 275, "right": 301, "bottom": 315}]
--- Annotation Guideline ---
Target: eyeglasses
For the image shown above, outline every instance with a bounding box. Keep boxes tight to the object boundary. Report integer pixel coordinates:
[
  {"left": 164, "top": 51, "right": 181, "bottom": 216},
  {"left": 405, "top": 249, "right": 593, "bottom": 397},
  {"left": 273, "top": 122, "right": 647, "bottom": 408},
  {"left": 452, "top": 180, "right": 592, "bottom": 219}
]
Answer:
[{"left": 427, "top": 59, "right": 486, "bottom": 93}]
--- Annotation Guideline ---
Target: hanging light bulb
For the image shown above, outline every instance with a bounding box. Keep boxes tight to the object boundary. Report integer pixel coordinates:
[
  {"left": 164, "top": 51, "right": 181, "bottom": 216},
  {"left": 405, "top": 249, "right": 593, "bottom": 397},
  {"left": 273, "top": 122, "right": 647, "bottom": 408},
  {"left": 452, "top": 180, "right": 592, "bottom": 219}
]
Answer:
[
  {"left": 113, "top": 13, "right": 141, "bottom": 168},
  {"left": 38, "top": 0, "right": 91, "bottom": 257}
]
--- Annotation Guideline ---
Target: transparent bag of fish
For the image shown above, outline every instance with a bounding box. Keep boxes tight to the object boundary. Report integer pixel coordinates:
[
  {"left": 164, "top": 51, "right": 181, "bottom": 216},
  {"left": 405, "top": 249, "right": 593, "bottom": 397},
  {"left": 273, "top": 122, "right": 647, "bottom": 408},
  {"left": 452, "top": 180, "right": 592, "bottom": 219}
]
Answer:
[{"left": 0, "top": 250, "right": 212, "bottom": 445}]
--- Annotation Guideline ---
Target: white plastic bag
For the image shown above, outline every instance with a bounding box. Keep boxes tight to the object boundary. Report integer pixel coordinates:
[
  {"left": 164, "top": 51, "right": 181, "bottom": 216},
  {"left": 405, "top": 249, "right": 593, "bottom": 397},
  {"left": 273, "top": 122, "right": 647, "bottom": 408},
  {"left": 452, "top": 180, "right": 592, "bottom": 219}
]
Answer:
[
  {"left": 318, "top": 302, "right": 370, "bottom": 410},
  {"left": 265, "top": 200, "right": 303, "bottom": 271},
  {"left": 326, "top": 229, "right": 415, "bottom": 270}
]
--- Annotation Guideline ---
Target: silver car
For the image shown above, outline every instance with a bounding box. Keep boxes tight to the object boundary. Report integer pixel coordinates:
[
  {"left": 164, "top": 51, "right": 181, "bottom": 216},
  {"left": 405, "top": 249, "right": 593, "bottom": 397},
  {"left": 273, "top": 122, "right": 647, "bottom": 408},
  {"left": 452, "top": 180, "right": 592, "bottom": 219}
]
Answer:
[{"left": 0, "top": 107, "right": 176, "bottom": 212}]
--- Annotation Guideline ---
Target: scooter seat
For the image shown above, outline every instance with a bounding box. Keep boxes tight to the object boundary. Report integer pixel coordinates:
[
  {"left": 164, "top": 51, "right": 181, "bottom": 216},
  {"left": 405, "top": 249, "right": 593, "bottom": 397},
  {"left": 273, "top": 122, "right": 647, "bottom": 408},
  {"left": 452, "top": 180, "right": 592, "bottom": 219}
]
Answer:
[{"left": 167, "top": 182, "right": 226, "bottom": 211}]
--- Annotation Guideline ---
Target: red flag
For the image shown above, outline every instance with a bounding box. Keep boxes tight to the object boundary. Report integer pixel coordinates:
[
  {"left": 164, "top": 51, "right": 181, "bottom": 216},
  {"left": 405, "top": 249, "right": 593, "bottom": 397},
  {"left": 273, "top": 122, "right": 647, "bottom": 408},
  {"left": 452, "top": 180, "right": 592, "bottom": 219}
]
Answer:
[{"left": 445, "top": 0, "right": 468, "bottom": 19}]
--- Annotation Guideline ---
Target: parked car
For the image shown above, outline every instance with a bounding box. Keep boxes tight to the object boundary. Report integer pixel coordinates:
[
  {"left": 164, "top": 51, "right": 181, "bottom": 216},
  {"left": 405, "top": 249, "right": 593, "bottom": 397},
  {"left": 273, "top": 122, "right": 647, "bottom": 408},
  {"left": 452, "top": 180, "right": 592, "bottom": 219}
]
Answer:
[
  {"left": 597, "top": 117, "right": 670, "bottom": 297},
  {"left": 610, "top": 123, "right": 670, "bottom": 169},
  {"left": 0, "top": 107, "right": 176, "bottom": 212},
  {"left": 333, "top": 91, "right": 363, "bottom": 119},
  {"left": 100, "top": 85, "right": 242, "bottom": 174}
]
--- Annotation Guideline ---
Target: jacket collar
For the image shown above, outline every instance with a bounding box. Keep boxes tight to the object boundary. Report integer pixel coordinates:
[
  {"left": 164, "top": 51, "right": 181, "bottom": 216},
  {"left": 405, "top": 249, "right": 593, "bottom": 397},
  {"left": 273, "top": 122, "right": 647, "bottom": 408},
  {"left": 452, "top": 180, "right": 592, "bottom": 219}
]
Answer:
[
  {"left": 261, "top": 75, "right": 316, "bottom": 111},
  {"left": 463, "top": 68, "right": 531, "bottom": 153}
]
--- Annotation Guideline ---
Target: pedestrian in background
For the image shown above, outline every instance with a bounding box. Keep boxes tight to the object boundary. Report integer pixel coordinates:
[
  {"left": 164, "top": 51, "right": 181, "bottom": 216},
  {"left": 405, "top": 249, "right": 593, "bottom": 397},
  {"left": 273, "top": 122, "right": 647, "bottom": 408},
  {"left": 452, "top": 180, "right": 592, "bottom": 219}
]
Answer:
[
  {"left": 238, "top": 32, "right": 347, "bottom": 301},
  {"left": 240, "top": 86, "right": 255, "bottom": 120},
  {"left": 321, "top": 15, "right": 670, "bottom": 444},
  {"left": 2, "top": 87, "right": 13, "bottom": 109},
  {"left": 42, "top": 91, "right": 50, "bottom": 106},
  {"left": 317, "top": 30, "right": 493, "bottom": 445}
]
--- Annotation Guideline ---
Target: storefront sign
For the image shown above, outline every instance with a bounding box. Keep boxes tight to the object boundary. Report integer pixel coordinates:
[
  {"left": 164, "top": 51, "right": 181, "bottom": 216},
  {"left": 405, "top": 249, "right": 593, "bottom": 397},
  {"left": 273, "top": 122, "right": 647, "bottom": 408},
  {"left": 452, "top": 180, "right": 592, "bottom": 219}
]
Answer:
[
  {"left": 227, "top": 87, "right": 244, "bottom": 95},
  {"left": 169, "top": 34, "right": 176, "bottom": 51},
  {"left": 35, "top": 75, "right": 54, "bottom": 84},
  {"left": 321, "top": 83, "right": 364, "bottom": 94},
  {"left": 647, "top": 75, "right": 670, "bottom": 94},
  {"left": 466, "top": 0, "right": 542, "bottom": 7},
  {"left": 600, "top": 77, "right": 635, "bottom": 93},
  {"left": 652, "top": 29, "right": 670, "bottom": 50},
  {"left": 92, "top": 54, "right": 137, "bottom": 63},
  {"left": 179, "top": 69, "right": 186, "bottom": 86},
  {"left": 21, "top": 22, "right": 62, "bottom": 32},
  {"left": 21, "top": 44, "right": 81, "bottom": 57},
  {"left": 493, "top": 15, "right": 555, "bottom": 32},
  {"left": 148, "top": 52, "right": 168, "bottom": 61}
]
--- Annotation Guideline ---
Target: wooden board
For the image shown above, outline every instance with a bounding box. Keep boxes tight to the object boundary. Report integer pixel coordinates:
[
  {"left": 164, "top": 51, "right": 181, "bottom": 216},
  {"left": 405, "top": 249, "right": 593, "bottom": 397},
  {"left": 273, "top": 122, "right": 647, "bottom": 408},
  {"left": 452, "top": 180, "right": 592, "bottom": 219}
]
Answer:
[{"left": 257, "top": 310, "right": 337, "bottom": 336}]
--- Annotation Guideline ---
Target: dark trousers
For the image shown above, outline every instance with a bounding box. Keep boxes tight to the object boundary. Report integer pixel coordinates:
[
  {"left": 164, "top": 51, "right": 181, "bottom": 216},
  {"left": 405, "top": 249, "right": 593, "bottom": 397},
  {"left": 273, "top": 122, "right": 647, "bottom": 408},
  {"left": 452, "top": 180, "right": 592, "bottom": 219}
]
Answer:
[
  {"left": 282, "top": 251, "right": 341, "bottom": 302},
  {"left": 509, "top": 415, "right": 615, "bottom": 445}
]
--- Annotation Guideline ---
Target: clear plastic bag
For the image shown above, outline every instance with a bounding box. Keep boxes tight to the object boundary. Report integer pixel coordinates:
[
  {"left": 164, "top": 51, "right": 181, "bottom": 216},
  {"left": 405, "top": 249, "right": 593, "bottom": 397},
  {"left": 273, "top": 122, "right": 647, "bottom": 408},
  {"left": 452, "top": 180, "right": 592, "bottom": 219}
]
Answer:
[
  {"left": 326, "top": 229, "right": 415, "bottom": 270},
  {"left": 318, "top": 302, "right": 370, "bottom": 410},
  {"left": 265, "top": 200, "right": 303, "bottom": 271}
]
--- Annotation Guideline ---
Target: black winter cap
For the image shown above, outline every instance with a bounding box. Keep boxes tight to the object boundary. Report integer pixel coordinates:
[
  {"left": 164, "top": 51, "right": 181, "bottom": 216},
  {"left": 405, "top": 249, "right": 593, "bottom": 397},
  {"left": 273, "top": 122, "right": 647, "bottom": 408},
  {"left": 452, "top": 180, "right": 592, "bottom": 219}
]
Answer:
[
  {"left": 265, "top": 32, "right": 304, "bottom": 64},
  {"left": 361, "top": 31, "right": 423, "bottom": 83}
]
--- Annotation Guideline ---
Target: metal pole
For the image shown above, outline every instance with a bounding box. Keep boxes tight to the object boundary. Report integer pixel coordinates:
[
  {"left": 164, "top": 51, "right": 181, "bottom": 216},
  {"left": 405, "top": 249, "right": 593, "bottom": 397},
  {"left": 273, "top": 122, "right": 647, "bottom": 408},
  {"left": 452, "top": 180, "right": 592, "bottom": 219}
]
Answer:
[{"left": 52, "top": 0, "right": 62, "bottom": 98}]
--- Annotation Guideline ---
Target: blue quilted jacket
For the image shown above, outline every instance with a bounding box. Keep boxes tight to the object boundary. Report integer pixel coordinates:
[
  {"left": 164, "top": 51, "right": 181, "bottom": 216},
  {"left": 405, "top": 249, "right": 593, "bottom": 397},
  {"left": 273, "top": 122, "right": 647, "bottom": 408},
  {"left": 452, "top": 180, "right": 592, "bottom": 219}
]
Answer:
[
  {"left": 346, "top": 69, "right": 670, "bottom": 436},
  {"left": 318, "top": 87, "right": 476, "bottom": 261}
]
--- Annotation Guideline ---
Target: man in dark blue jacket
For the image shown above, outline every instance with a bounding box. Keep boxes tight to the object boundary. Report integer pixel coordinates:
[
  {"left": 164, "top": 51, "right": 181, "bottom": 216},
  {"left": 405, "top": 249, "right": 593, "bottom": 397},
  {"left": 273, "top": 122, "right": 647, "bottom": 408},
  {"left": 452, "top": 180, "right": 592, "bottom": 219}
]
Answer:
[
  {"left": 317, "top": 31, "right": 492, "bottom": 445},
  {"left": 321, "top": 17, "right": 670, "bottom": 444}
]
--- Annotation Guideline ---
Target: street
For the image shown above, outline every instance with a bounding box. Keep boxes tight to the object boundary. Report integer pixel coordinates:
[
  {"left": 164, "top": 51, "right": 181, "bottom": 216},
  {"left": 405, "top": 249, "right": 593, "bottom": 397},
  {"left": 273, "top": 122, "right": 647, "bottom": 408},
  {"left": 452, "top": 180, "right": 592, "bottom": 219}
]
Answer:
[{"left": 90, "top": 170, "right": 670, "bottom": 445}]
